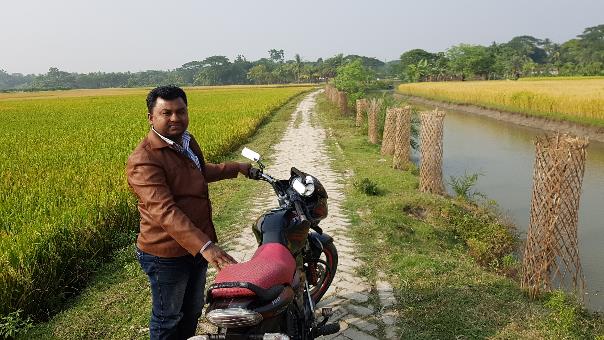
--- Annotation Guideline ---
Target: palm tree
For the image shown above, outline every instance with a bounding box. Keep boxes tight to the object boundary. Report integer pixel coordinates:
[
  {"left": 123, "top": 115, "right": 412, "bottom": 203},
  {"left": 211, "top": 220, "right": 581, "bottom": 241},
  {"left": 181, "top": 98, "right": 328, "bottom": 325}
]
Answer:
[{"left": 294, "top": 54, "right": 302, "bottom": 83}]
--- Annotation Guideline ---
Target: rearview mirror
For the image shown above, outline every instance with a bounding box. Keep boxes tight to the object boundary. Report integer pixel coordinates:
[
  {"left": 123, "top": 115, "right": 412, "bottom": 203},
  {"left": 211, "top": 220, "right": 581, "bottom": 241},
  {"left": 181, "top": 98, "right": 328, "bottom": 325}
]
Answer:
[{"left": 241, "top": 147, "right": 261, "bottom": 162}]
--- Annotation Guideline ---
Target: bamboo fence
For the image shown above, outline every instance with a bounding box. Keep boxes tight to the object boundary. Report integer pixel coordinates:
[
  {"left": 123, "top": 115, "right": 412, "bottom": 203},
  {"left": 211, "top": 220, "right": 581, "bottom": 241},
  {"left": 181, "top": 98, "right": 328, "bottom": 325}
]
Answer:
[
  {"left": 393, "top": 106, "right": 412, "bottom": 170},
  {"left": 367, "top": 98, "right": 382, "bottom": 144},
  {"left": 419, "top": 109, "right": 446, "bottom": 194},
  {"left": 356, "top": 99, "right": 368, "bottom": 127},
  {"left": 381, "top": 107, "right": 398, "bottom": 155},
  {"left": 521, "top": 134, "right": 588, "bottom": 299}
]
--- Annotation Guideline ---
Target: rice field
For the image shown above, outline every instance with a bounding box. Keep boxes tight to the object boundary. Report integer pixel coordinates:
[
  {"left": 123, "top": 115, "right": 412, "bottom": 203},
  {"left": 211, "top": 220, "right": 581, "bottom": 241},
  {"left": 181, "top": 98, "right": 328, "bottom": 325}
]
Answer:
[
  {"left": 397, "top": 78, "right": 604, "bottom": 127},
  {"left": 0, "top": 85, "right": 310, "bottom": 318}
]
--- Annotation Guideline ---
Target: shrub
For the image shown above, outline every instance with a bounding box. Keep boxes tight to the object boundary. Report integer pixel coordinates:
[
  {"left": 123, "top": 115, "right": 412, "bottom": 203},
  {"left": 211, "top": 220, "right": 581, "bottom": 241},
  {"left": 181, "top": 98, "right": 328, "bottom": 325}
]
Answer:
[
  {"left": 448, "top": 172, "right": 485, "bottom": 202},
  {"left": 438, "top": 201, "right": 517, "bottom": 268},
  {"left": 354, "top": 178, "right": 383, "bottom": 196},
  {"left": 0, "top": 310, "right": 32, "bottom": 339}
]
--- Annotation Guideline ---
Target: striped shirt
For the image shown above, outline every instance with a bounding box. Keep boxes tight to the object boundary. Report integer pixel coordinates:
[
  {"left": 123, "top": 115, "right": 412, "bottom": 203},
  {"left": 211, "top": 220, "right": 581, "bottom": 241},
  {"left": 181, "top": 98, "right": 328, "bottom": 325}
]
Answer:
[{"left": 151, "top": 127, "right": 201, "bottom": 171}]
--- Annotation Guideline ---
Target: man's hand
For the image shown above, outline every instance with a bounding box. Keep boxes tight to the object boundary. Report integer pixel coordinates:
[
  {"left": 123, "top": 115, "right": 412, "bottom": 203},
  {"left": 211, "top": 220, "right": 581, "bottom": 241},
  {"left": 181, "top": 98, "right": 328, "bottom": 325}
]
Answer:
[
  {"left": 238, "top": 162, "right": 252, "bottom": 176},
  {"left": 201, "top": 243, "right": 237, "bottom": 270}
]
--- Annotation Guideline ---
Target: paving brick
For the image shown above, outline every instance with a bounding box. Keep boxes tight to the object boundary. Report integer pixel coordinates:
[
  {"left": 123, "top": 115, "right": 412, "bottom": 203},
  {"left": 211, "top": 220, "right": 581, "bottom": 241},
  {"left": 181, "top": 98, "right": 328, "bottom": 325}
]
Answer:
[
  {"left": 342, "top": 328, "right": 379, "bottom": 340},
  {"left": 381, "top": 311, "right": 397, "bottom": 326},
  {"left": 316, "top": 296, "right": 345, "bottom": 309},
  {"left": 346, "top": 304, "right": 375, "bottom": 317},
  {"left": 354, "top": 319, "right": 379, "bottom": 332},
  {"left": 344, "top": 291, "right": 369, "bottom": 303},
  {"left": 385, "top": 327, "right": 398, "bottom": 339}
]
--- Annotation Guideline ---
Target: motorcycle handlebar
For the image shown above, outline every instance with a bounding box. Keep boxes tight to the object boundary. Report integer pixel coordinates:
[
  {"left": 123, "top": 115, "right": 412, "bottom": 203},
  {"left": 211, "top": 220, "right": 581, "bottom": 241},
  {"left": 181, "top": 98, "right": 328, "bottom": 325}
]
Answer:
[
  {"left": 293, "top": 199, "right": 308, "bottom": 222},
  {"left": 249, "top": 166, "right": 308, "bottom": 221},
  {"left": 247, "top": 167, "right": 263, "bottom": 180}
]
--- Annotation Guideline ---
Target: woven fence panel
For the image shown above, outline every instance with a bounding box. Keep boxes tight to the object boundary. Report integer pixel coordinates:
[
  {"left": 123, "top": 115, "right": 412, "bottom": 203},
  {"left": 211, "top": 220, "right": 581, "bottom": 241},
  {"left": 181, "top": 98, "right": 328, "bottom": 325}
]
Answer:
[
  {"left": 381, "top": 107, "right": 398, "bottom": 155},
  {"left": 338, "top": 91, "right": 348, "bottom": 115},
  {"left": 393, "top": 106, "right": 412, "bottom": 169},
  {"left": 331, "top": 86, "right": 337, "bottom": 104},
  {"left": 356, "top": 99, "right": 368, "bottom": 127},
  {"left": 419, "top": 109, "right": 445, "bottom": 194},
  {"left": 325, "top": 85, "right": 331, "bottom": 102},
  {"left": 367, "top": 98, "right": 382, "bottom": 144},
  {"left": 325, "top": 85, "right": 337, "bottom": 104},
  {"left": 521, "top": 134, "right": 588, "bottom": 299}
]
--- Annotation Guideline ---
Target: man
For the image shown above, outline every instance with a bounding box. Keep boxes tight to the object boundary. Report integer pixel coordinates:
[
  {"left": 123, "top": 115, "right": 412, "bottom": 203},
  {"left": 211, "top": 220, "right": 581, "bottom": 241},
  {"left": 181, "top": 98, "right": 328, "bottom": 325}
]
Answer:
[{"left": 127, "top": 85, "right": 252, "bottom": 340}]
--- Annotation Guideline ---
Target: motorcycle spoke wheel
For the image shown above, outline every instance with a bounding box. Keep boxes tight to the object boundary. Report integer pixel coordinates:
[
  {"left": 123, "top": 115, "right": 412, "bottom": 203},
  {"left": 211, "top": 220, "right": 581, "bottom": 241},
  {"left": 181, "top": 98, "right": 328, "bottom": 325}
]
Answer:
[{"left": 308, "top": 242, "right": 338, "bottom": 304}]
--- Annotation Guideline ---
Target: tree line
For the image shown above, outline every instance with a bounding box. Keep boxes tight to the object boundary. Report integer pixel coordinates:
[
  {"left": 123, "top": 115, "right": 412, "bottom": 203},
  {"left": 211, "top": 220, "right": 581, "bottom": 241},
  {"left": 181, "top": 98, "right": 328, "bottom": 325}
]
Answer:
[
  {"left": 397, "top": 24, "right": 604, "bottom": 82},
  {"left": 0, "top": 51, "right": 389, "bottom": 91},
  {"left": 1, "top": 24, "right": 602, "bottom": 91}
]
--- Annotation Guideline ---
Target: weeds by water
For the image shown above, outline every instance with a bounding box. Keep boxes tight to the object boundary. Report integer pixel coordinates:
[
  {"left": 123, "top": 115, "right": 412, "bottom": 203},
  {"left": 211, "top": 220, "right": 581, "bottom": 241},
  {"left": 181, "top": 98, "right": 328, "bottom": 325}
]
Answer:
[{"left": 448, "top": 171, "right": 486, "bottom": 202}]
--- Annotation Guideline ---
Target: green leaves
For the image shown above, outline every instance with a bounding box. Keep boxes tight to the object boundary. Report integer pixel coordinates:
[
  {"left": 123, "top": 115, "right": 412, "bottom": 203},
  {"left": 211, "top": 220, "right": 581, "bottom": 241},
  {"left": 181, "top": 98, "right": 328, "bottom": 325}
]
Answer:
[{"left": 333, "top": 59, "right": 377, "bottom": 105}]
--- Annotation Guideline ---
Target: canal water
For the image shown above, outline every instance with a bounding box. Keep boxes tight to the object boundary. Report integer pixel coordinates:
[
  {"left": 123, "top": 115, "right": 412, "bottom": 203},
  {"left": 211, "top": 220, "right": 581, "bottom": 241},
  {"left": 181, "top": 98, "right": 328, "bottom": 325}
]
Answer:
[{"left": 413, "top": 103, "right": 604, "bottom": 311}]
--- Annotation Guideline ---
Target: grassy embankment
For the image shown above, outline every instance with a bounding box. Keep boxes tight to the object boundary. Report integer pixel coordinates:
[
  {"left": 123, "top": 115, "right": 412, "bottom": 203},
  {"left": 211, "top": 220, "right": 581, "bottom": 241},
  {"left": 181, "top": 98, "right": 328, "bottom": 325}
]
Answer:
[
  {"left": 316, "top": 93, "right": 604, "bottom": 339},
  {"left": 397, "top": 78, "right": 604, "bottom": 128},
  {"left": 0, "top": 85, "right": 312, "bottom": 335},
  {"left": 14, "top": 89, "right": 311, "bottom": 339}
]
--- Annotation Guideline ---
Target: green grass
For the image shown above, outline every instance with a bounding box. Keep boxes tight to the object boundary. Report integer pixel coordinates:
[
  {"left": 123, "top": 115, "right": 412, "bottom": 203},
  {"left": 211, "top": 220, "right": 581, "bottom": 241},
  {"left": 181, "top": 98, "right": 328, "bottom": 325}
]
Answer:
[
  {"left": 315, "top": 93, "right": 604, "bottom": 339},
  {"left": 17, "top": 91, "right": 309, "bottom": 340}
]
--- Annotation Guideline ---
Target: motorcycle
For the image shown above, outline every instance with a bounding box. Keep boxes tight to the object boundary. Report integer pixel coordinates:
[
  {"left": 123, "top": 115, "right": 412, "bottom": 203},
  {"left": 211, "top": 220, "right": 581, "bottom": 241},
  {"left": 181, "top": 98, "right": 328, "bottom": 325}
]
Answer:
[{"left": 191, "top": 147, "right": 340, "bottom": 340}]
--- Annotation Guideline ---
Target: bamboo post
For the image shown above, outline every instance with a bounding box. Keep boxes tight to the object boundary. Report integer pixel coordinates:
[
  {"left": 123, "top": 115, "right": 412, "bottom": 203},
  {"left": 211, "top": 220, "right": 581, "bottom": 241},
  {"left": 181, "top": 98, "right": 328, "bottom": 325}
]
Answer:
[
  {"left": 338, "top": 91, "right": 348, "bottom": 115},
  {"left": 392, "top": 106, "right": 412, "bottom": 169},
  {"left": 367, "top": 98, "right": 382, "bottom": 144},
  {"left": 355, "top": 99, "right": 368, "bottom": 127},
  {"left": 521, "top": 134, "right": 588, "bottom": 299},
  {"left": 325, "top": 85, "right": 332, "bottom": 102},
  {"left": 419, "top": 109, "right": 445, "bottom": 194},
  {"left": 381, "top": 107, "right": 399, "bottom": 155},
  {"left": 328, "top": 85, "right": 335, "bottom": 103}
]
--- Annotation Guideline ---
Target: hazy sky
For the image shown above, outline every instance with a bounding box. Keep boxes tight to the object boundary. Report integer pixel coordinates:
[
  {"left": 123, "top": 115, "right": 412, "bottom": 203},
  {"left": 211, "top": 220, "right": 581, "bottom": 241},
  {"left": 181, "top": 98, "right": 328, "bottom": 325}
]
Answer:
[{"left": 1, "top": 0, "right": 602, "bottom": 74}]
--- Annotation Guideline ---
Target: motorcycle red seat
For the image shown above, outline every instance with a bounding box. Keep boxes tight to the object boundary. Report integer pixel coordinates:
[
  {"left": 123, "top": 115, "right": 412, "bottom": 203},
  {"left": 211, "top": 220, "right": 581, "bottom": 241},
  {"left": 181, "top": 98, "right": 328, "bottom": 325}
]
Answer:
[{"left": 211, "top": 243, "right": 296, "bottom": 298}]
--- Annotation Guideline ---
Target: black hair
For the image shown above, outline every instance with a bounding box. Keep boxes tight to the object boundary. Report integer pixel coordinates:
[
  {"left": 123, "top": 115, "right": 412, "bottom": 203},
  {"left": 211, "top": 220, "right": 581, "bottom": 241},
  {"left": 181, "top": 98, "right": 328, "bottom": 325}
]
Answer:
[{"left": 146, "top": 85, "right": 188, "bottom": 113}]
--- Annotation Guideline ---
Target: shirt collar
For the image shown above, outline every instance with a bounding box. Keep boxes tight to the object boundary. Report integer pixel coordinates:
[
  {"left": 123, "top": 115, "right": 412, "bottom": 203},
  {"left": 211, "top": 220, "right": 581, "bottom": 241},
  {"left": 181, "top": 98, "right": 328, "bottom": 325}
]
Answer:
[
  {"left": 152, "top": 126, "right": 176, "bottom": 146},
  {"left": 149, "top": 127, "right": 195, "bottom": 156}
]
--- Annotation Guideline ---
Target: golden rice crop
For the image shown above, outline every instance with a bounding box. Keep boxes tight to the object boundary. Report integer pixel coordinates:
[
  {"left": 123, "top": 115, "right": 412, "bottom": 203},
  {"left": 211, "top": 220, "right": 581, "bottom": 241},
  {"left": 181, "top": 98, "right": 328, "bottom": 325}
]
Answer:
[
  {"left": 0, "top": 86, "right": 310, "bottom": 318},
  {"left": 397, "top": 78, "right": 604, "bottom": 127}
]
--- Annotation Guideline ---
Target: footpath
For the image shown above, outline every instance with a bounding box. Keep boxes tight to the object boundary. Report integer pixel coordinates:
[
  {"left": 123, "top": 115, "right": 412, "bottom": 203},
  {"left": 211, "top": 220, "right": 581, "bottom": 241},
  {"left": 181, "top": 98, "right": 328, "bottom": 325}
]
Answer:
[{"left": 199, "top": 90, "right": 400, "bottom": 339}]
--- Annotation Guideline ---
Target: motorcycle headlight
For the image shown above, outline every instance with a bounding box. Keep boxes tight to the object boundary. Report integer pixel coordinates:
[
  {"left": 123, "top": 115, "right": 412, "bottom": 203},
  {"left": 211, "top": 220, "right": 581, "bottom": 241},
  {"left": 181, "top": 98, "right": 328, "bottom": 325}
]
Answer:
[
  {"left": 292, "top": 176, "right": 315, "bottom": 197},
  {"left": 206, "top": 308, "right": 263, "bottom": 328}
]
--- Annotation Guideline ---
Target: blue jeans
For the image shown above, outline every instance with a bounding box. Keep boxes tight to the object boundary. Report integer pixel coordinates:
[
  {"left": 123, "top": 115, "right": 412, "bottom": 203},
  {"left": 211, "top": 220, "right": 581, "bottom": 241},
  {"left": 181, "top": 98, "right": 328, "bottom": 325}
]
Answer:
[{"left": 136, "top": 248, "right": 208, "bottom": 340}]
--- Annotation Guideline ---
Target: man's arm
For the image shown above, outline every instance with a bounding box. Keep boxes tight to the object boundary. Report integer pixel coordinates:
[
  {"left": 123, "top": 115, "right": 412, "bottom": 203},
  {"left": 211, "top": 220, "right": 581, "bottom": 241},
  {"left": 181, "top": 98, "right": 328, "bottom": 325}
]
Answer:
[
  {"left": 127, "top": 154, "right": 211, "bottom": 256},
  {"left": 205, "top": 162, "right": 251, "bottom": 183}
]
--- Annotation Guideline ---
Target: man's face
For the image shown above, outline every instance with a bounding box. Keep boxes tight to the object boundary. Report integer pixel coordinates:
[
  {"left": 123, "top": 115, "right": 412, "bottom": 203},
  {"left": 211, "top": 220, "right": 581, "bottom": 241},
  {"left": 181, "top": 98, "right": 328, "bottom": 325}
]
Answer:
[{"left": 148, "top": 97, "right": 189, "bottom": 140}]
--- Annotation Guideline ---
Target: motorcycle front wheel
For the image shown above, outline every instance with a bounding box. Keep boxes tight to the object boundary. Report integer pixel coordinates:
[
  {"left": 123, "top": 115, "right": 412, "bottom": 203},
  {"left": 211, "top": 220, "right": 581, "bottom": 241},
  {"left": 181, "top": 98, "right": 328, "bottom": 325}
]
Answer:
[{"left": 307, "top": 241, "right": 338, "bottom": 304}]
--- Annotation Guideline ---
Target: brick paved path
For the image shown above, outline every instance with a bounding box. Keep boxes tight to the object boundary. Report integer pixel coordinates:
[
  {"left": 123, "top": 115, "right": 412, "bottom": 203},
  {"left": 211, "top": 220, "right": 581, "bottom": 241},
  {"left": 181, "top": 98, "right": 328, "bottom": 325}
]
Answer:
[{"left": 199, "top": 91, "right": 399, "bottom": 339}]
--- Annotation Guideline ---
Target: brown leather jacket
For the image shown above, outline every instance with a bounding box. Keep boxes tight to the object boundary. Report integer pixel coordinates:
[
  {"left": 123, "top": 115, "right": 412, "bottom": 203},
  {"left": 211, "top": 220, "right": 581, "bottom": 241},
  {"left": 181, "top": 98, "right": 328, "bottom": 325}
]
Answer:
[{"left": 127, "top": 130, "right": 242, "bottom": 257}]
